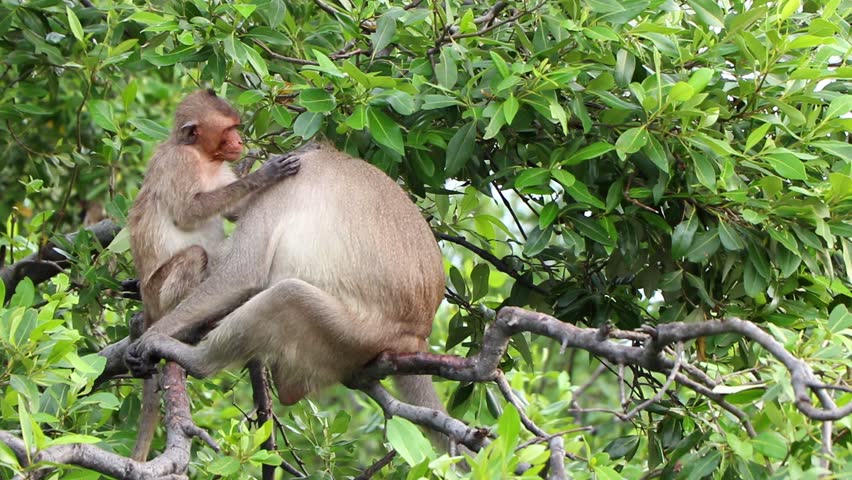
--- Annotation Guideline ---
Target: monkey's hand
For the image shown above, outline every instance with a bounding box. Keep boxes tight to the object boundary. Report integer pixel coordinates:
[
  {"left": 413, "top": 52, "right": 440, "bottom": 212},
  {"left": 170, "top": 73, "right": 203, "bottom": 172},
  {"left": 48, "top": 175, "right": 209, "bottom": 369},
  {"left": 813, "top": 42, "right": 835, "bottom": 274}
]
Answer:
[
  {"left": 127, "top": 332, "right": 208, "bottom": 379},
  {"left": 125, "top": 333, "right": 165, "bottom": 378},
  {"left": 257, "top": 153, "right": 301, "bottom": 184}
]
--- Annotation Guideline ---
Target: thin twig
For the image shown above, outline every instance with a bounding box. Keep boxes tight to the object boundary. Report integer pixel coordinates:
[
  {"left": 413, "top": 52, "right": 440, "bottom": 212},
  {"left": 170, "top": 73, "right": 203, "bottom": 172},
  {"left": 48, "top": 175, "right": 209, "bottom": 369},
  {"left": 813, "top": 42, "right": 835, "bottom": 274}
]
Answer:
[
  {"left": 624, "top": 342, "right": 684, "bottom": 420},
  {"left": 353, "top": 450, "right": 397, "bottom": 480},
  {"left": 435, "top": 232, "right": 547, "bottom": 295}
]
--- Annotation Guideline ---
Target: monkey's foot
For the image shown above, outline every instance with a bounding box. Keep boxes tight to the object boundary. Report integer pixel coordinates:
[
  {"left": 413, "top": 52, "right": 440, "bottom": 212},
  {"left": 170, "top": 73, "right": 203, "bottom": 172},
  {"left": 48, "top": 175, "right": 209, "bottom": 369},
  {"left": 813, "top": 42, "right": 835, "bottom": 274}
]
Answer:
[
  {"left": 127, "top": 332, "right": 209, "bottom": 379},
  {"left": 126, "top": 334, "right": 162, "bottom": 378}
]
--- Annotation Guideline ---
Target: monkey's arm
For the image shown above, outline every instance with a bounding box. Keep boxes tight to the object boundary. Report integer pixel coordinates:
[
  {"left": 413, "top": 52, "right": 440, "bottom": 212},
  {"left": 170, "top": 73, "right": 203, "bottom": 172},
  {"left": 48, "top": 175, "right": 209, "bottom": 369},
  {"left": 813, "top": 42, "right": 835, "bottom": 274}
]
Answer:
[{"left": 172, "top": 154, "right": 300, "bottom": 229}]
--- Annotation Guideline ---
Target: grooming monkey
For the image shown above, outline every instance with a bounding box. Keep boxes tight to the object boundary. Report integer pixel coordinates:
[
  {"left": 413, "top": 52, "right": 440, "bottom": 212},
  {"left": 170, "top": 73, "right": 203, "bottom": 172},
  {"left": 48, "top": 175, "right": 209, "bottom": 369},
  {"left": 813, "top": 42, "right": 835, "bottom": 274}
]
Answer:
[
  {"left": 126, "top": 141, "right": 446, "bottom": 425},
  {"left": 127, "top": 89, "right": 300, "bottom": 461}
]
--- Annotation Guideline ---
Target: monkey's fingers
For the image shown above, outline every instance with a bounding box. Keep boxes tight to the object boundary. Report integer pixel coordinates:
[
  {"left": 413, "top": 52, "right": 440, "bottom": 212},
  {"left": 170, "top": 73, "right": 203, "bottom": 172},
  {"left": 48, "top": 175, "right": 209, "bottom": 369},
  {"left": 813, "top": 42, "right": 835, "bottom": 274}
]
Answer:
[
  {"left": 125, "top": 342, "right": 159, "bottom": 378},
  {"left": 273, "top": 154, "right": 301, "bottom": 170}
]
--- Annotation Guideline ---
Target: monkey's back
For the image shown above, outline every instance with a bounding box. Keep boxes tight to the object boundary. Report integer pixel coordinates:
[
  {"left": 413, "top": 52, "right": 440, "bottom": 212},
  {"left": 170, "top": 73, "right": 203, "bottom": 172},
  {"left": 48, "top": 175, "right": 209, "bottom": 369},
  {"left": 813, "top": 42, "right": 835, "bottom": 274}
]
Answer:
[{"left": 241, "top": 143, "right": 445, "bottom": 348}]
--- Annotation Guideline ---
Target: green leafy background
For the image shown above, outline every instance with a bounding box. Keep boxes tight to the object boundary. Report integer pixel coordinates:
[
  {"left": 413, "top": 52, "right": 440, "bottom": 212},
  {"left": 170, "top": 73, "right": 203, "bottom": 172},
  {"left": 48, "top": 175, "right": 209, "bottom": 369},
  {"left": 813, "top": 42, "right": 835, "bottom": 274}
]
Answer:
[{"left": 1, "top": 0, "right": 851, "bottom": 478}]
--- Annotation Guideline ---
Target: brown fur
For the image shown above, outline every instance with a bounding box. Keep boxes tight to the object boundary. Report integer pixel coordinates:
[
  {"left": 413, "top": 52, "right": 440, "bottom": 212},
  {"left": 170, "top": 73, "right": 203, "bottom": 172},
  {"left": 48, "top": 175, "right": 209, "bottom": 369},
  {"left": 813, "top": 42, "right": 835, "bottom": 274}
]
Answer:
[
  {"left": 127, "top": 141, "right": 446, "bottom": 414},
  {"left": 126, "top": 90, "right": 299, "bottom": 461}
]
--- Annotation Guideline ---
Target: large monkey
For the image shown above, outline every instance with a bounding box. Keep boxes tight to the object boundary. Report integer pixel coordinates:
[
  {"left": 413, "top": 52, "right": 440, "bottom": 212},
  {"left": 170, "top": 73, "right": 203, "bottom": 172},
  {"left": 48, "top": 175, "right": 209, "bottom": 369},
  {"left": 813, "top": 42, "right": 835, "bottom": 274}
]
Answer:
[
  {"left": 127, "top": 89, "right": 300, "bottom": 461},
  {"left": 126, "top": 142, "right": 446, "bottom": 416}
]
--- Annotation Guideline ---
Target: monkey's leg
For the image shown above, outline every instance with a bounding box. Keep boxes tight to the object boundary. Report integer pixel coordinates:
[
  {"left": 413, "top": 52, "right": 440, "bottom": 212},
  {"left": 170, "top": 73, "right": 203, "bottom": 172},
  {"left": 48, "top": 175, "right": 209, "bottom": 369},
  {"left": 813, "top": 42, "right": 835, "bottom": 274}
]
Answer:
[
  {"left": 130, "top": 278, "right": 376, "bottom": 404},
  {"left": 143, "top": 245, "right": 208, "bottom": 321},
  {"left": 132, "top": 245, "right": 208, "bottom": 462}
]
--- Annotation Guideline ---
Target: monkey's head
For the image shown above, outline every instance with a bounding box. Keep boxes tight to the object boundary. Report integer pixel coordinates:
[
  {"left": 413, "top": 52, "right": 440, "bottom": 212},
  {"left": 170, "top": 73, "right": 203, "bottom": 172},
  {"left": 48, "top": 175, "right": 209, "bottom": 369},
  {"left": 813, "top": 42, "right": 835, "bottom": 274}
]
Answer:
[{"left": 173, "top": 89, "right": 243, "bottom": 162}]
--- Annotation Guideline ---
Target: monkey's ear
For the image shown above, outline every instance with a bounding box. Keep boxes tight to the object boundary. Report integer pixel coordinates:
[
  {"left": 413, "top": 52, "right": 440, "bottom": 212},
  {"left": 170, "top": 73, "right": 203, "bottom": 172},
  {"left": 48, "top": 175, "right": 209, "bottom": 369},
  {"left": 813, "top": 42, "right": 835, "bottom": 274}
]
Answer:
[{"left": 177, "top": 121, "right": 198, "bottom": 145}]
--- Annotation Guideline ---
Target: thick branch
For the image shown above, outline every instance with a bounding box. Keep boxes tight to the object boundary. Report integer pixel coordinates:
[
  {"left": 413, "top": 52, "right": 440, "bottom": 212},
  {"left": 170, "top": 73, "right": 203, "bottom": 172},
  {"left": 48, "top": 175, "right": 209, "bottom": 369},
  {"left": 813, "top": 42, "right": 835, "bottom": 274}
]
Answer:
[
  {"left": 359, "top": 307, "right": 851, "bottom": 427},
  {"left": 348, "top": 380, "right": 490, "bottom": 451},
  {"left": 1, "top": 219, "right": 120, "bottom": 302}
]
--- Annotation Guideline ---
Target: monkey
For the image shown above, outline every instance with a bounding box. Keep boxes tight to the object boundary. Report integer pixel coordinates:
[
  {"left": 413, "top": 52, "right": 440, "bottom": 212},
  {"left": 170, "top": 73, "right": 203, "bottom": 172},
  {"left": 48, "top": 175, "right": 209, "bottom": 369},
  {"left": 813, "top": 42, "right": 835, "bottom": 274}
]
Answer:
[
  {"left": 125, "top": 141, "right": 447, "bottom": 435},
  {"left": 126, "top": 89, "right": 300, "bottom": 461}
]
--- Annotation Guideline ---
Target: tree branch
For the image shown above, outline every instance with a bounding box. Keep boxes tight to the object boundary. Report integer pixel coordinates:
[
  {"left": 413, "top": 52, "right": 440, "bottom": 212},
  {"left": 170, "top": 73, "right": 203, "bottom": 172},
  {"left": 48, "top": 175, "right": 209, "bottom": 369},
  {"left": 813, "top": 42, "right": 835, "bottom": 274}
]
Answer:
[
  {"left": 1, "top": 219, "right": 121, "bottom": 303},
  {"left": 436, "top": 232, "right": 547, "bottom": 295},
  {"left": 0, "top": 363, "right": 213, "bottom": 479}
]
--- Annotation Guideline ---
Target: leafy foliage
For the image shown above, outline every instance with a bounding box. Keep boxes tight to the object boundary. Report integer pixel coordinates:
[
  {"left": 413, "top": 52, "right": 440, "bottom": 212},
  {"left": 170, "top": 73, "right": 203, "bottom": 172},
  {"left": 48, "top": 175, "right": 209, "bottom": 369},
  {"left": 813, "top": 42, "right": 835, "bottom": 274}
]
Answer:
[{"left": 1, "top": 0, "right": 851, "bottom": 478}]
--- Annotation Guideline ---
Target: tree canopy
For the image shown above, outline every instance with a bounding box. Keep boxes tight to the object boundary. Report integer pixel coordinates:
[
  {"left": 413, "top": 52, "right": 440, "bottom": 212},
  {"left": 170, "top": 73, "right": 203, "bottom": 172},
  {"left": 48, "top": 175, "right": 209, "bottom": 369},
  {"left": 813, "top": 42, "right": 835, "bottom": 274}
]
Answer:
[{"left": 1, "top": 0, "right": 851, "bottom": 478}]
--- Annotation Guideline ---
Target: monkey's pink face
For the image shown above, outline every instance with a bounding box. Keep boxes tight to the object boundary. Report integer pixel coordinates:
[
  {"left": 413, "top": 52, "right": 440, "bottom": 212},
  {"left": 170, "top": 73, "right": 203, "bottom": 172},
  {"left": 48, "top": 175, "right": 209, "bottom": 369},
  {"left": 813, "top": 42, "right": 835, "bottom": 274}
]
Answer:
[{"left": 215, "top": 121, "right": 243, "bottom": 162}]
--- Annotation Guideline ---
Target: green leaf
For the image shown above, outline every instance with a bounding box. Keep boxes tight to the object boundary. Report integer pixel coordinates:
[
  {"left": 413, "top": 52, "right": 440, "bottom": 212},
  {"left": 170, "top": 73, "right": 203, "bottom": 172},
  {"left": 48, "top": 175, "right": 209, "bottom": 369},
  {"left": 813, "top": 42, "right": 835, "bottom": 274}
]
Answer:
[
  {"left": 718, "top": 221, "right": 744, "bottom": 250},
  {"left": 672, "top": 215, "right": 699, "bottom": 259},
  {"left": 252, "top": 420, "right": 274, "bottom": 450},
  {"left": 496, "top": 404, "right": 521, "bottom": 454},
  {"left": 643, "top": 135, "right": 669, "bottom": 173},
  {"left": 366, "top": 107, "right": 404, "bottom": 155},
  {"left": 237, "top": 89, "right": 266, "bottom": 106},
  {"left": 386, "top": 417, "right": 432, "bottom": 466},
  {"left": 242, "top": 42, "right": 269, "bottom": 78},
  {"left": 515, "top": 168, "right": 550, "bottom": 190},
  {"left": 471, "top": 263, "right": 490, "bottom": 301},
  {"left": 90, "top": 100, "right": 118, "bottom": 133},
  {"left": 551, "top": 169, "right": 576, "bottom": 188},
  {"left": 565, "top": 181, "right": 605, "bottom": 209},
  {"left": 687, "top": 0, "right": 725, "bottom": 28},
  {"left": 692, "top": 153, "right": 717, "bottom": 191},
  {"left": 208, "top": 456, "right": 241, "bottom": 475},
  {"left": 128, "top": 118, "right": 169, "bottom": 141},
  {"left": 828, "top": 305, "right": 852, "bottom": 333},
  {"left": 668, "top": 81, "right": 695, "bottom": 102},
  {"left": 382, "top": 91, "right": 415, "bottom": 115},
  {"left": 594, "top": 465, "right": 625, "bottom": 480},
  {"left": 371, "top": 14, "right": 396, "bottom": 55},
  {"left": 753, "top": 432, "right": 788, "bottom": 459},
  {"left": 449, "top": 266, "right": 466, "bottom": 297},
  {"left": 126, "top": 11, "right": 169, "bottom": 25},
  {"left": 524, "top": 226, "right": 553, "bottom": 257},
  {"left": 0, "top": 441, "right": 19, "bottom": 469},
  {"left": 344, "top": 105, "right": 367, "bottom": 130},
  {"left": 66, "top": 7, "right": 84, "bottom": 42},
  {"left": 503, "top": 94, "right": 519, "bottom": 125},
  {"left": 232, "top": 4, "right": 257, "bottom": 18},
  {"left": 292, "top": 111, "right": 323, "bottom": 139},
  {"left": 271, "top": 105, "right": 293, "bottom": 128},
  {"left": 562, "top": 142, "right": 615, "bottom": 165},
  {"left": 575, "top": 217, "right": 614, "bottom": 246},
  {"left": 825, "top": 94, "right": 852, "bottom": 120},
  {"left": 490, "top": 51, "right": 510, "bottom": 78},
  {"left": 615, "top": 127, "right": 648, "bottom": 158},
  {"left": 421, "top": 94, "right": 462, "bottom": 110},
  {"left": 445, "top": 122, "right": 476, "bottom": 177},
  {"left": 687, "top": 68, "right": 714, "bottom": 93},
  {"left": 745, "top": 122, "right": 771, "bottom": 152},
  {"left": 483, "top": 105, "right": 506, "bottom": 140},
  {"left": 299, "top": 88, "right": 336, "bottom": 113},
  {"left": 604, "top": 436, "right": 640, "bottom": 460},
  {"left": 766, "top": 153, "right": 807, "bottom": 181},
  {"left": 686, "top": 230, "right": 720, "bottom": 263},
  {"left": 779, "top": 0, "right": 800, "bottom": 19},
  {"left": 539, "top": 202, "right": 559, "bottom": 229},
  {"left": 436, "top": 47, "right": 458, "bottom": 89},
  {"left": 303, "top": 50, "right": 345, "bottom": 78},
  {"left": 682, "top": 451, "right": 721, "bottom": 480}
]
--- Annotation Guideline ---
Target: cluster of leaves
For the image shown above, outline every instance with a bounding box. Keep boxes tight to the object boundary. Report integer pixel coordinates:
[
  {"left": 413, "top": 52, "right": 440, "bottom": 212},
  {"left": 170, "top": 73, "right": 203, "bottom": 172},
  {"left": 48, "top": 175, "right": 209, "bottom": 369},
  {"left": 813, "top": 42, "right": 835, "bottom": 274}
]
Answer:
[{"left": 1, "top": 0, "right": 851, "bottom": 478}]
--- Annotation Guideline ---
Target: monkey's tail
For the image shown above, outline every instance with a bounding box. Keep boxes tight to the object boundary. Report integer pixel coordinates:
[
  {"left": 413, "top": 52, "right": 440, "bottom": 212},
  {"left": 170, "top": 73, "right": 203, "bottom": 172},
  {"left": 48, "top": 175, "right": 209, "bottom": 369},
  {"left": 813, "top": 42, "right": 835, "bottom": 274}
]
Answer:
[
  {"left": 393, "top": 375, "right": 451, "bottom": 452},
  {"left": 131, "top": 375, "right": 161, "bottom": 461}
]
